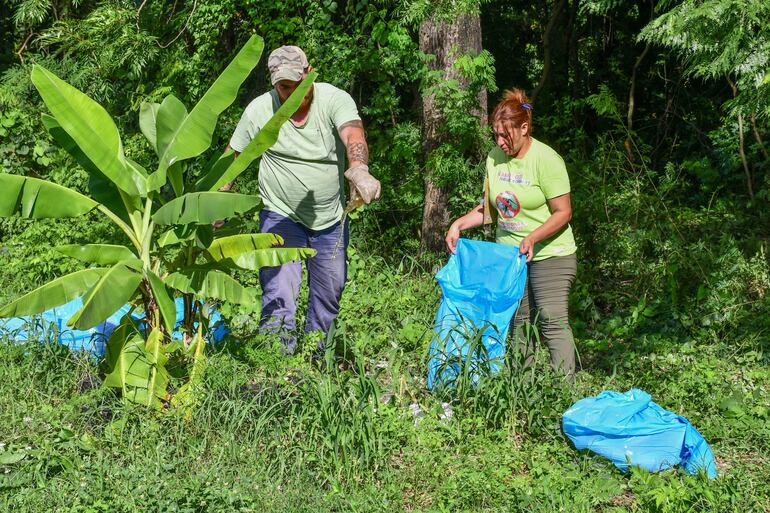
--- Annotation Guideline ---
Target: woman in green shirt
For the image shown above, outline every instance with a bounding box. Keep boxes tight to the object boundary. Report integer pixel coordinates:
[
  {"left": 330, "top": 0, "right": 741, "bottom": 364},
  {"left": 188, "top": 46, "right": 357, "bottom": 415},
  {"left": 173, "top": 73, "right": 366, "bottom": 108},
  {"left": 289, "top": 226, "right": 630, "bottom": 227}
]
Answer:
[{"left": 445, "top": 89, "right": 578, "bottom": 379}]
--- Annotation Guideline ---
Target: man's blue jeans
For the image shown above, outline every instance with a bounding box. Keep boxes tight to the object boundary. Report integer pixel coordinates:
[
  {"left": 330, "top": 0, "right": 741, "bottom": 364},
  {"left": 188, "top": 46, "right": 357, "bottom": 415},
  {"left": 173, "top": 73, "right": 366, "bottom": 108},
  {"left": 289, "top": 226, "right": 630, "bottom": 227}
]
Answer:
[{"left": 258, "top": 209, "right": 348, "bottom": 354}]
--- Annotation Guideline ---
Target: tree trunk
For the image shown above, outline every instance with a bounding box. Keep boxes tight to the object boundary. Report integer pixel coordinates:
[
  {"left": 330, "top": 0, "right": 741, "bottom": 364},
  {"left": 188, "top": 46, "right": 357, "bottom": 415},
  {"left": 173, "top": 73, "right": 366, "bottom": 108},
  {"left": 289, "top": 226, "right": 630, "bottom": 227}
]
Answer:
[
  {"left": 624, "top": 41, "right": 651, "bottom": 163},
  {"left": 419, "top": 11, "right": 486, "bottom": 253}
]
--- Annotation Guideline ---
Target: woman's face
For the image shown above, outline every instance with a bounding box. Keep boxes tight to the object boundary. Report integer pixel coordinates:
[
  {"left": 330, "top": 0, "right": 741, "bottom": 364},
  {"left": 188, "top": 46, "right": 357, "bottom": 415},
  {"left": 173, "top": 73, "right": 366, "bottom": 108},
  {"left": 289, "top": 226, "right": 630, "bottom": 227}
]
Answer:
[{"left": 493, "top": 121, "right": 529, "bottom": 157}]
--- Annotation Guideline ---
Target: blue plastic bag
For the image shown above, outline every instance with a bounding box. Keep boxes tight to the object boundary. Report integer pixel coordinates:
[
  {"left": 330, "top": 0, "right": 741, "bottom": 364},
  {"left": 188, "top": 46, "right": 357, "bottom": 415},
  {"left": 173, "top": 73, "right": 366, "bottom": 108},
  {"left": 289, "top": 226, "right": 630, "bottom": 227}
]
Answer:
[
  {"left": 563, "top": 389, "right": 717, "bottom": 479},
  {"left": 427, "top": 238, "right": 528, "bottom": 390},
  {"left": 0, "top": 297, "right": 227, "bottom": 357}
]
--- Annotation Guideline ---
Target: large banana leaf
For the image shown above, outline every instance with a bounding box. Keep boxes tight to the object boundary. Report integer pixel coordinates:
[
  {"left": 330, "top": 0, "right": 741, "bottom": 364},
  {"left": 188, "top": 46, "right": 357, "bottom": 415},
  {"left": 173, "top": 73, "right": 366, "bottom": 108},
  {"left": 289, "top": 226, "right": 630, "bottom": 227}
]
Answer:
[
  {"left": 195, "top": 224, "right": 215, "bottom": 249},
  {"left": 155, "top": 95, "right": 188, "bottom": 158},
  {"left": 165, "top": 266, "right": 256, "bottom": 305},
  {"left": 144, "top": 327, "right": 170, "bottom": 408},
  {"left": 171, "top": 328, "right": 205, "bottom": 420},
  {"left": 146, "top": 95, "right": 188, "bottom": 192},
  {"left": 126, "top": 158, "right": 149, "bottom": 179},
  {"left": 103, "top": 325, "right": 164, "bottom": 408},
  {"left": 151, "top": 192, "right": 261, "bottom": 226},
  {"left": 0, "top": 174, "right": 98, "bottom": 219},
  {"left": 216, "top": 248, "right": 317, "bottom": 270},
  {"left": 167, "top": 161, "right": 184, "bottom": 197},
  {"left": 0, "top": 268, "right": 107, "bottom": 317},
  {"left": 31, "top": 65, "right": 146, "bottom": 196},
  {"left": 144, "top": 105, "right": 184, "bottom": 194},
  {"left": 139, "top": 102, "right": 160, "bottom": 153},
  {"left": 68, "top": 259, "right": 143, "bottom": 330},
  {"left": 209, "top": 71, "right": 318, "bottom": 191},
  {"left": 103, "top": 323, "right": 141, "bottom": 394},
  {"left": 206, "top": 233, "right": 283, "bottom": 259},
  {"left": 157, "top": 224, "right": 212, "bottom": 248},
  {"left": 146, "top": 270, "right": 177, "bottom": 334},
  {"left": 41, "top": 114, "right": 136, "bottom": 221},
  {"left": 56, "top": 244, "right": 136, "bottom": 265},
  {"left": 149, "top": 35, "right": 265, "bottom": 187}
]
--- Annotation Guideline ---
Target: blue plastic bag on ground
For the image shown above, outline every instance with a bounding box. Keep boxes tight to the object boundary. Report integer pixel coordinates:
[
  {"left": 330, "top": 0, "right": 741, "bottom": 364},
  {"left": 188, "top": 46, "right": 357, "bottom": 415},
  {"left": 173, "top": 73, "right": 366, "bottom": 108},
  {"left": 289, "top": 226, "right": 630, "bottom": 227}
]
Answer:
[
  {"left": 427, "top": 238, "right": 528, "bottom": 390},
  {"left": 562, "top": 389, "right": 717, "bottom": 479},
  {"left": 0, "top": 297, "right": 227, "bottom": 357}
]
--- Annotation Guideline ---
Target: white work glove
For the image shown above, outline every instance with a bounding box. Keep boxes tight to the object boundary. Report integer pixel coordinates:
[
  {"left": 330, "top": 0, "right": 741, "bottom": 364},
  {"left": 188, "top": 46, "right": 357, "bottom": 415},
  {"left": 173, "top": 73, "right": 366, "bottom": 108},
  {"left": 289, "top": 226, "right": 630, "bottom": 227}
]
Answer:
[{"left": 344, "top": 164, "right": 381, "bottom": 204}]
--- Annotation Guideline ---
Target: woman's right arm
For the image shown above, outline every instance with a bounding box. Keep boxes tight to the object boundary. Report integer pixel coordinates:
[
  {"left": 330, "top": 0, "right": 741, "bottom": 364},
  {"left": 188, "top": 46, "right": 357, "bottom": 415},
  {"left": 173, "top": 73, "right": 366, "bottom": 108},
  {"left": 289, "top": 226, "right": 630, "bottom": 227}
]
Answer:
[{"left": 445, "top": 204, "right": 485, "bottom": 253}]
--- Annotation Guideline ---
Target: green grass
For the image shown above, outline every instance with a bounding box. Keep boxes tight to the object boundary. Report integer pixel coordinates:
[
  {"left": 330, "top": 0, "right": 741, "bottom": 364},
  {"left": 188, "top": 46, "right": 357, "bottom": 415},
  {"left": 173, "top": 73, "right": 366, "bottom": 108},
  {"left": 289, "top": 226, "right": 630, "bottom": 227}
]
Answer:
[{"left": 1, "top": 252, "right": 769, "bottom": 512}]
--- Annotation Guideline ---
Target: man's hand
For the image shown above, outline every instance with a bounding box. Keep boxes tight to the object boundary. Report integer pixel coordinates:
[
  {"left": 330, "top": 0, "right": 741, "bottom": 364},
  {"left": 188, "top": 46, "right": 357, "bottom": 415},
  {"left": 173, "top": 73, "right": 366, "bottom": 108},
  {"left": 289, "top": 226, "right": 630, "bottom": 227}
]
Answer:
[
  {"left": 344, "top": 164, "right": 381, "bottom": 204},
  {"left": 339, "top": 119, "right": 380, "bottom": 205}
]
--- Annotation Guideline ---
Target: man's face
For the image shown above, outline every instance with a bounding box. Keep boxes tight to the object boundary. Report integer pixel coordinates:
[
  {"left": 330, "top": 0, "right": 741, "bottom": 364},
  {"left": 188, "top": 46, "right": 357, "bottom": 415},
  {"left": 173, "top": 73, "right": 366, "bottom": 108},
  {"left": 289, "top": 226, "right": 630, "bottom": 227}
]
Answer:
[{"left": 275, "top": 73, "right": 313, "bottom": 109}]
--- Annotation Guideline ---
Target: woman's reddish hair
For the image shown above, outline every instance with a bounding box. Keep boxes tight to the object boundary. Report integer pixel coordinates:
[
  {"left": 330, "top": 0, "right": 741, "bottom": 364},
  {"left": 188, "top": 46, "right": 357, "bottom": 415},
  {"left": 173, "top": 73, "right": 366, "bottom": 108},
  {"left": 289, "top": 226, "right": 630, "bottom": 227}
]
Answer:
[{"left": 490, "top": 88, "right": 533, "bottom": 133}]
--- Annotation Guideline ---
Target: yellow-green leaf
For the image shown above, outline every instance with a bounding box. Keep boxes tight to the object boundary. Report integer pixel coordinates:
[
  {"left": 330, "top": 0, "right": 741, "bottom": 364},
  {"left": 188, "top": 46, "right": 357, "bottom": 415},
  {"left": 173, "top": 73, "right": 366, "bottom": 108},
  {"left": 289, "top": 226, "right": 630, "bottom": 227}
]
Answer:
[
  {"left": 165, "top": 266, "right": 255, "bottom": 305},
  {"left": 206, "top": 233, "right": 283, "bottom": 260}
]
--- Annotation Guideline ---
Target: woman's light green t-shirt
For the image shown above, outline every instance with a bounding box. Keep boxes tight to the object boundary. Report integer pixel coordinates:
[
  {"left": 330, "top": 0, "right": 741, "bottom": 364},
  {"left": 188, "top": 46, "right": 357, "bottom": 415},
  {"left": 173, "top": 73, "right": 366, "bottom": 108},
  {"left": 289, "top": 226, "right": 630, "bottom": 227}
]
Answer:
[{"left": 486, "top": 138, "right": 576, "bottom": 261}]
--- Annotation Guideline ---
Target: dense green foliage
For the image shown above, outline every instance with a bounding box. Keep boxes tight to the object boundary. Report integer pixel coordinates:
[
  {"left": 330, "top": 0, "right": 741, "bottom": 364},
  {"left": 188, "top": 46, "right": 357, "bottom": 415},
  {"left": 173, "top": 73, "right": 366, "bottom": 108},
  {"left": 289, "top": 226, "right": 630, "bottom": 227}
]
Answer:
[{"left": 1, "top": 0, "right": 769, "bottom": 510}]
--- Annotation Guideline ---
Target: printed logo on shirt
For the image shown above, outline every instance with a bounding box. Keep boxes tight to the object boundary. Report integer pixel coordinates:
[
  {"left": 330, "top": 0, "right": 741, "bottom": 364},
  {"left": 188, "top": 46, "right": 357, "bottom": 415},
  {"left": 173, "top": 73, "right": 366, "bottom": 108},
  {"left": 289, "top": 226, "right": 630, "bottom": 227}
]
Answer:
[
  {"left": 498, "top": 219, "right": 527, "bottom": 232},
  {"left": 495, "top": 191, "right": 521, "bottom": 219},
  {"left": 497, "top": 170, "right": 530, "bottom": 185}
]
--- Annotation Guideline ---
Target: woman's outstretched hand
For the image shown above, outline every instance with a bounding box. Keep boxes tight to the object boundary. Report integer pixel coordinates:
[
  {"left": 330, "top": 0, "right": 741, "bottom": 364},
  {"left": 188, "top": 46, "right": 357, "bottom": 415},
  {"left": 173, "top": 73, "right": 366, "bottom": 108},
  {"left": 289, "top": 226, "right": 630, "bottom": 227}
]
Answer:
[
  {"left": 519, "top": 235, "right": 535, "bottom": 263},
  {"left": 445, "top": 223, "right": 461, "bottom": 254}
]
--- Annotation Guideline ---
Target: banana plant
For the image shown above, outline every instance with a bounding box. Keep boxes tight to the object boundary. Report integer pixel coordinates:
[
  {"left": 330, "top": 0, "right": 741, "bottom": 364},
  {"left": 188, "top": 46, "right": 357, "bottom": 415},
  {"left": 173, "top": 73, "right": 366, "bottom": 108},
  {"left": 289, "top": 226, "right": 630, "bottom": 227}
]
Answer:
[{"left": 0, "top": 35, "right": 317, "bottom": 409}]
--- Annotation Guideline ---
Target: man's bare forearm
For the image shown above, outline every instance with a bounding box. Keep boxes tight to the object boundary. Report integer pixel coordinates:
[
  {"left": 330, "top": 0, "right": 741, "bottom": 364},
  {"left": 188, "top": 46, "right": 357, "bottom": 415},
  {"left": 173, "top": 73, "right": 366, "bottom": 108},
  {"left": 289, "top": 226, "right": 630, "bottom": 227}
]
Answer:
[
  {"left": 339, "top": 120, "right": 368, "bottom": 167},
  {"left": 347, "top": 140, "right": 368, "bottom": 166}
]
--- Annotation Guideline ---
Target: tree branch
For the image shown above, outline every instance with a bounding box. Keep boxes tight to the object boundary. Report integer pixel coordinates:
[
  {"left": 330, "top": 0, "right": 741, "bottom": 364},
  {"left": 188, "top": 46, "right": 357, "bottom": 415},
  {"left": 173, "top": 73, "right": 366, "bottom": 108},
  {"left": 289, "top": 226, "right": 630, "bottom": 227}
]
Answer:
[
  {"left": 727, "top": 76, "right": 754, "bottom": 200},
  {"left": 158, "top": 0, "right": 198, "bottom": 49},
  {"left": 15, "top": 32, "right": 38, "bottom": 64},
  {"left": 750, "top": 113, "right": 769, "bottom": 161},
  {"left": 136, "top": 0, "right": 149, "bottom": 31}
]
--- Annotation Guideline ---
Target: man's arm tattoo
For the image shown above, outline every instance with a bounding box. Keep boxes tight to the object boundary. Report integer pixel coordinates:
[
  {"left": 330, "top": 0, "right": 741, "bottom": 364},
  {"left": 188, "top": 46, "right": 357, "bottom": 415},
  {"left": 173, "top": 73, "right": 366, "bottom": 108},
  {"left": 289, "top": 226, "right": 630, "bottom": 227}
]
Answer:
[{"left": 348, "top": 141, "right": 369, "bottom": 164}]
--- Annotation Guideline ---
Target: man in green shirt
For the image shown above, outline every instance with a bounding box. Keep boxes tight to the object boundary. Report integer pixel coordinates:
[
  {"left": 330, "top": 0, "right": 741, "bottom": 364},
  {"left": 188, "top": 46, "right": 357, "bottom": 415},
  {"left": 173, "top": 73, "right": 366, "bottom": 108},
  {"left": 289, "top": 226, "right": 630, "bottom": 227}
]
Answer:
[{"left": 227, "top": 45, "right": 380, "bottom": 353}]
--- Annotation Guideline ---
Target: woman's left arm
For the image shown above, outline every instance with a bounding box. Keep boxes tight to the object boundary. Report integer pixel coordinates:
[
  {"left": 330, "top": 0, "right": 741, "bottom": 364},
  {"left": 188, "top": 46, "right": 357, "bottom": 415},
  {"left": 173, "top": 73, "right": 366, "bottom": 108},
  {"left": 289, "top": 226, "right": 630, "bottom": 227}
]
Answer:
[{"left": 519, "top": 193, "right": 572, "bottom": 262}]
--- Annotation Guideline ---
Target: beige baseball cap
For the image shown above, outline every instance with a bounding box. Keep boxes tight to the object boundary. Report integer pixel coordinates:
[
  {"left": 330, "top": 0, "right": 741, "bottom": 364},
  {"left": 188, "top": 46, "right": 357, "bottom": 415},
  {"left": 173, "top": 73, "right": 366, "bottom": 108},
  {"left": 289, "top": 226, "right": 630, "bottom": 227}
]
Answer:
[{"left": 267, "top": 45, "right": 309, "bottom": 85}]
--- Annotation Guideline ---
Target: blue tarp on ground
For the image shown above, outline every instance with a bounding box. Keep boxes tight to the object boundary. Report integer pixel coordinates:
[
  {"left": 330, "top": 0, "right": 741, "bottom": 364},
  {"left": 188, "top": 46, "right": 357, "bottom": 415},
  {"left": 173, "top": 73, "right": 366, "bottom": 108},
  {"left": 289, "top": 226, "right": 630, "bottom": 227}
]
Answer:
[
  {"left": 427, "top": 238, "right": 528, "bottom": 390},
  {"left": 562, "top": 389, "right": 717, "bottom": 479},
  {"left": 0, "top": 297, "right": 227, "bottom": 357}
]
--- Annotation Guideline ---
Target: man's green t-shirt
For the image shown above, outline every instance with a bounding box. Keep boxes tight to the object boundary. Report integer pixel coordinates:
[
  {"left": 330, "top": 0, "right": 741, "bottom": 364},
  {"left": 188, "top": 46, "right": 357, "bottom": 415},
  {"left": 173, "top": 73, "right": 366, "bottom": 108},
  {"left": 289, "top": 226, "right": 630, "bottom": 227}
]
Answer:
[
  {"left": 486, "top": 138, "right": 576, "bottom": 261},
  {"left": 229, "top": 82, "right": 360, "bottom": 230}
]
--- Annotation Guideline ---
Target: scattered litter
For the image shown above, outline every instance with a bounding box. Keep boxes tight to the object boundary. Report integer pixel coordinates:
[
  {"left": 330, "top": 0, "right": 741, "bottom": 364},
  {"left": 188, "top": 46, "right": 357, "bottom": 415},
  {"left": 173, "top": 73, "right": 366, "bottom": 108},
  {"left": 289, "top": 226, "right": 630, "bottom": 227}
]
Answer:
[
  {"left": 562, "top": 389, "right": 717, "bottom": 479},
  {"left": 439, "top": 402, "right": 454, "bottom": 421},
  {"left": 409, "top": 402, "right": 425, "bottom": 424}
]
